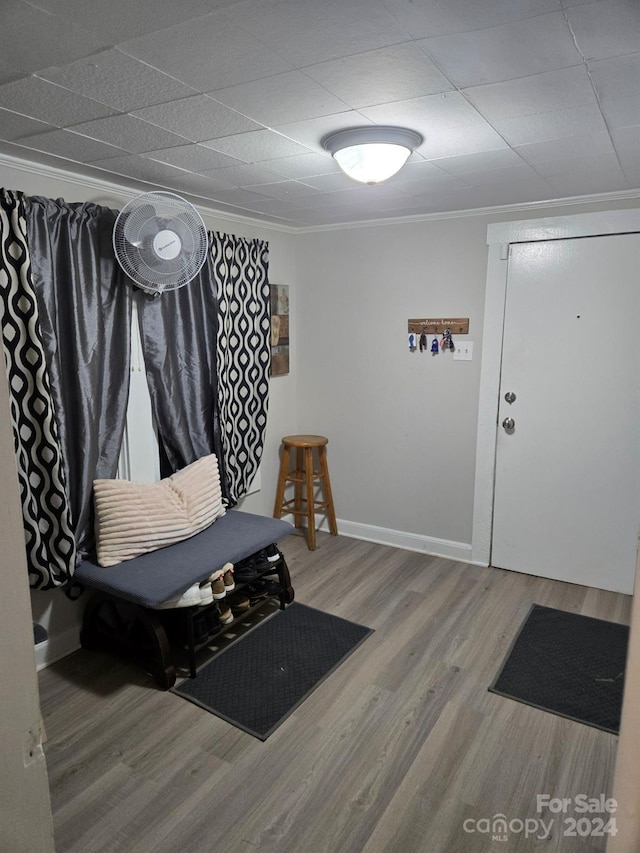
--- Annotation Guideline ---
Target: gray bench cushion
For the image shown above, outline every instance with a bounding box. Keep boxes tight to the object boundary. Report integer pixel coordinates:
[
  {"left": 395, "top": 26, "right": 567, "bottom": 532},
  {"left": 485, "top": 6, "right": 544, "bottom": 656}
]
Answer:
[{"left": 75, "top": 510, "right": 294, "bottom": 608}]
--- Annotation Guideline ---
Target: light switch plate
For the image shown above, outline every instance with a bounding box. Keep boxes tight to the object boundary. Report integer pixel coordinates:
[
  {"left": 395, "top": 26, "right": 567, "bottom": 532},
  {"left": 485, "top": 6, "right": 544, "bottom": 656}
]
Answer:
[{"left": 453, "top": 341, "right": 474, "bottom": 361}]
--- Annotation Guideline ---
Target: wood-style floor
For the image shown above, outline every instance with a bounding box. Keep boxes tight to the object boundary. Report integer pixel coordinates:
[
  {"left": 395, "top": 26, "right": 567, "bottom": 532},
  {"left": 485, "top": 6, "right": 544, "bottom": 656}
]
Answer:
[{"left": 39, "top": 531, "right": 631, "bottom": 853}]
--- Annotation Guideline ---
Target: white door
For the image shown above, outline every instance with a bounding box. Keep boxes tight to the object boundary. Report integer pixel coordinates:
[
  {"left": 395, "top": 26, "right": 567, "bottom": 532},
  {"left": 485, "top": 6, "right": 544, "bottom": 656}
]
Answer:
[{"left": 492, "top": 233, "right": 640, "bottom": 594}]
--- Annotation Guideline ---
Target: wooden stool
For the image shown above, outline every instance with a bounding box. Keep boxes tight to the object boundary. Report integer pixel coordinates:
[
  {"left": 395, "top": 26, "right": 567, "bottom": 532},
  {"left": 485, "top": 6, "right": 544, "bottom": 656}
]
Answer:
[{"left": 273, "top": 435, "right": 338, "bottom": 550}]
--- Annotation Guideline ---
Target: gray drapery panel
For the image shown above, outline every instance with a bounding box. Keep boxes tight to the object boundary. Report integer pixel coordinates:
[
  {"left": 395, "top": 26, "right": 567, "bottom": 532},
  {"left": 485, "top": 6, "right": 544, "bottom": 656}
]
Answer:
[
  {"left": 136, "top": 261, "right": 227, "bottom": 495},
  {"left": 0, "top": 189, "right": 76, "bottom": 588},
  {"left": 209, "top": 231, "right": 270, "bottom": 505},
  {"left": 26, "top": 195, "right": 132, "bottom": 562}
]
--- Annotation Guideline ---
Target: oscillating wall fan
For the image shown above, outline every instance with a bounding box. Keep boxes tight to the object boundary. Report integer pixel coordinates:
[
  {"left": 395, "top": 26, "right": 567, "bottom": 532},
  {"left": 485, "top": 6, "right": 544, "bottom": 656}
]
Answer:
[{"left": 113, "top": 191, "right": 208, "bottom": 294}]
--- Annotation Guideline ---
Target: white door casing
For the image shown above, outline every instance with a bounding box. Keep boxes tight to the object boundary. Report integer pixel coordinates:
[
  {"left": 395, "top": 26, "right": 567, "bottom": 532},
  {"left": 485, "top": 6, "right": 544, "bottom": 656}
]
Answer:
[{"left": 472, "top": 209, "right": 640, "bottom": 594}]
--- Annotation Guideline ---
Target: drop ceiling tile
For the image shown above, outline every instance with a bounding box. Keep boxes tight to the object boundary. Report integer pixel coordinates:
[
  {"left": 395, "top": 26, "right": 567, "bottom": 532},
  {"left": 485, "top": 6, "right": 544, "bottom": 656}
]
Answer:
[
  {"left": 32, "top": 0, "right": 214, "bottom": 45},
  {"left": 202, "top": 188, "right": 273, "bottom": 207},
  {"left": 236, "top": 198, "right": 304, "bottom": 215},
  {"left": 274, "top": 111, "right": 374, "bottom": 152},
  {"left": 420, "top": 12, "right": 582, "bottom": 87},
  {"left": 89, "top": 154, "right": 191, "bottom": 184},
  {"left": 385, "top": 161, "right": 472, "bottom": 193},
  {"left": 589, "top": 53, "right": 640, "bottom": 102},
  {"left": 158, "top": 171, "right": 236, "bottom": 196},
  {"left": 211, "top": 72, "right": 349, "bottom": 126},
  {"left": 16, "top": 129, "right": 127, "bottom": 162},
  {"left": 143, "top": 144, "right": 241, "bottom": 172},
  {"left": 223, "top": 0, "right": 408, "bottom": 66},
  {"left": 376, "top": 0, "right": 559, "bottom": 39},
  {"left": 255, "top": 153, "right": 339, "bottom": 180},
  {"left": 251, "top": 181, "right": 318, "bottom": 201},
  {"left": 294, "top": 172, "right": 362, "bottom": 193},
  {"left": 463, "top": 66, "right": 597, "bottom": 122},
  {"left": 38, "top": 50, "right": 197, "bottom": 112},
  {"left": 200, "top": 163, "right": 283, "bottom": 187},
  {"left": 434, "top": 148, "right": 525, "bottom": 175},
  {"left": 201, "top": 129, "right": 311, "bottom": 163},
  {"left": 514, "top": 130, "right": 617, "bottom": 164},
  {"left": 543, "top": 162, "right": 630, "bottom": 196},
  {"left": 132, "top": 96, "right": 262, "bottom": 143},
  {"left": 530, "top": 149, "right": 623, "bottom": 178},
  {"left": 71, "top": 115, "right": 189, "bottom": 154},
  {"left": 0, "top": 77, "right": 116, "bottom": 127},
  {"left": 303, "top": 43, "right": 454, "bottom": 109},
  {"left": 492, "top": 103, "right": 609, "bottom": 146},
  {"left": 0, "top": 0, "right": 107, "bottom": 76},
  {"left": 567, "top": 0, "right": 640, "bottom": 61},
  {"left": 120, "top": 14, "right": 292, "bottom": 91},
  {"left": 0, "top": 109, "right": 51, "bottom": 141},
  {"left": 600, "top": 95, "right": 640, "bottom": 131},
  {"left": 454, "top": 162, "right": 553, "bottom": 188},
  {"left": 360, "top": 92, "right": 488, "bottom": 137}
]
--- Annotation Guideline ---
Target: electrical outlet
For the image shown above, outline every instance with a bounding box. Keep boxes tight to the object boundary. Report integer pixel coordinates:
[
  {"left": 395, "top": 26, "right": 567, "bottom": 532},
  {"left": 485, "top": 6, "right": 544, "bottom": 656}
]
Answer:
[{"left": 453, "top": 341, "right": 473, "bottom": 361}]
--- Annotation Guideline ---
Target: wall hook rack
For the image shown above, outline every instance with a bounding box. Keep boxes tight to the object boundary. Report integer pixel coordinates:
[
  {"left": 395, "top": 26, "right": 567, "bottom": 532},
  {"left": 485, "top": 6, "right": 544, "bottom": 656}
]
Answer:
[{"left": 408, "top": 317, "right": 469, "bottom": 335}]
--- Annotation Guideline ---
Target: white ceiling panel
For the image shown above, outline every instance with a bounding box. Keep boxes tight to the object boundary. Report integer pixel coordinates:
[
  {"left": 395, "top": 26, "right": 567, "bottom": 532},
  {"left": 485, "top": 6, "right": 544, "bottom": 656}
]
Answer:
[
  {"left": 420, "top": 12, "right": 582, "bottom": 87},
  {"left": 588, "top": 53, "right": 640, "bottom": 102},
  {"left": 38, "top": 50, "right": 198, "bottom": 112},
  {"left": 1, "top": 0, "right": 106, "bottom": 78},
  {"left": 492, "top": 103, "right": 610, "bottom": 147},
  {"left": 223, "top": 0, "right": 408, "bottom": 67},
  {"left": 143, "top": 144, "right": 241, "bottom": 172},
  {"left": 201, "top": 130, "right": 312, "bottom": 162},
  {"left": 120, "top": 15, "right": 292, "bottom": 92},
  {"left": 378, "top": 0, "right": 560, "bottom": 39},
  {"left": 514, "top": 130, "right": 617, "bottom": 164},
  {"left": 132, "top": 96, "right": 262, "bottom": 143},
  {"left": 16, "top": 129, "right": 127, "bottom": 163},
  {"left": 463, "top": 66, "right": 598, "bottom": 122},
  {"left": 255, "top": 153, "right": 340, "bottom": 180},
  {"left": 0, "top": 77, "right": 116, "bottom": 127},
  {"left": 71, "top": 116, "right": 189, "bottom": 155},
  {"left": 303, "top": 43, "right": 453, "bottom": 109},
  {"left": 600, "top": 96, "right": 640, "bottom": 131},
  {"left": 210, "top": 72, "right": 350, "bottom": 126},
  {"left": 1, "top": 0, "right": 637, "bottom": 227},
  {"left": 31, "top": 0, "right": 215, "bottom": 45},
  {"left": 566, "top": 0, "right": 640, "bottom": 61},
  {"left": 0, "top": 109, "right": 51, "bottom": 142},
  {"left": 200, "top": 163, "right": 283, "bottom": 187},
  {"left": 89, "top": 154, "right": 192, "bottom": 185}
]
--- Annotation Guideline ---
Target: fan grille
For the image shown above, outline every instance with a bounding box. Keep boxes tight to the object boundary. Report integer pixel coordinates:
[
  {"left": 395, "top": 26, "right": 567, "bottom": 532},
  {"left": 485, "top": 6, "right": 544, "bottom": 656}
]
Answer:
[{"left": 113, "top": 191, "right": 208, "bottom": 293}]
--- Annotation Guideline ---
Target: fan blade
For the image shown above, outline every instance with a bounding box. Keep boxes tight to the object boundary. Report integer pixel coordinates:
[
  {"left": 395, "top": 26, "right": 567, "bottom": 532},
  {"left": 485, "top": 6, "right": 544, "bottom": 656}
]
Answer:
[{"left": 123, "top": 204, "right": 157, "bottom": 245}]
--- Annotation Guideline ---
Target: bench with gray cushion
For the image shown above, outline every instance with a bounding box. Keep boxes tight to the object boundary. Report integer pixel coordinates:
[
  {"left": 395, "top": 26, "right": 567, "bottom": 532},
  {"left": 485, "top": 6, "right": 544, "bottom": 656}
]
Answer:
[{"left": 76, "top": 510, "right": 294, "bottom": 688}]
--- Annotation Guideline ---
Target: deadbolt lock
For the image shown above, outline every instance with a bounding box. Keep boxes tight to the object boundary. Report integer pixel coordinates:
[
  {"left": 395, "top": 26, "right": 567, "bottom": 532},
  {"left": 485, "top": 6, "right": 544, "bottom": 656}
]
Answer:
[{"left": 505, "top": 391, "right": 516, "bottom": 404}]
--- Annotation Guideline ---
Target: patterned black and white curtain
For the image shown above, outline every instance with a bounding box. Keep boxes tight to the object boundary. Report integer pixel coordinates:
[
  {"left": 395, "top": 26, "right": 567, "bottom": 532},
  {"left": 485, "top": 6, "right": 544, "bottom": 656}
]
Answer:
[
  {"left": 209, "top": 232, "right": 270, "bottom": 506},
  {"left": 0, "top": 190, "right": 76, "bottom": 589}
]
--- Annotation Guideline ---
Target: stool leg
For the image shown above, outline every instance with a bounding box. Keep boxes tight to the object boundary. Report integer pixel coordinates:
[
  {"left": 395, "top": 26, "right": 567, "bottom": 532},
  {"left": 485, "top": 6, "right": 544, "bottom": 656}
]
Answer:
[
  {"left": 305, "top": 446, "right": 316, "bottom": 550},
  {"left": 319, "top": 445, "right": 338, "bottom": 536},
  {"left": 273, "top": 445, "right": 290, "bottom": 518},
  {"left": 294, "top": 447, "right": 303, "bottom": 529}
]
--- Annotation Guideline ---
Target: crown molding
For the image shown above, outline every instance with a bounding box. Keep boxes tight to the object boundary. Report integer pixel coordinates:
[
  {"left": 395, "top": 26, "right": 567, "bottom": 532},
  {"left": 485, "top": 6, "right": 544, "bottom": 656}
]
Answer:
[
  {"left": 1, "top": 149, "right": 637, "bottom": 235},
  {"left": 0, "top": 150, "right": 299, "bottom": 235}
]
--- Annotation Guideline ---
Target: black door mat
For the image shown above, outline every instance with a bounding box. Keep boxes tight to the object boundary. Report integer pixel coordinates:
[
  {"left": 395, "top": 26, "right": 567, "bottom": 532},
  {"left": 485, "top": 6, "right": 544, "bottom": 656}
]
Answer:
[
  {"left": 172, "top": 602, "right": 374, "bottom": 740},
  {"left": 489, "top": 604, "right": 628, "bottom": 734}
]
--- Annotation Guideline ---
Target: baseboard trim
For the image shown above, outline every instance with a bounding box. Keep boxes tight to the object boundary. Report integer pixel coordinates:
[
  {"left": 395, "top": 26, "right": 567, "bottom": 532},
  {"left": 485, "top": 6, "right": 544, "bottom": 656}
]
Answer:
[
  {"left": 317, "top": 517, "right": 473, "bottom": 563},
  {"left": 35, "top": 627, "right": 81, "bottom": 672}
]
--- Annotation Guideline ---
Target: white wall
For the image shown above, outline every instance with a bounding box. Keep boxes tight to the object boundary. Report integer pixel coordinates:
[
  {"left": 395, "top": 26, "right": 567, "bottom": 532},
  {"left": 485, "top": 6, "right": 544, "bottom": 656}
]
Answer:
[{"left": 294, "top": 198, "right": 640, "bottom": 558}]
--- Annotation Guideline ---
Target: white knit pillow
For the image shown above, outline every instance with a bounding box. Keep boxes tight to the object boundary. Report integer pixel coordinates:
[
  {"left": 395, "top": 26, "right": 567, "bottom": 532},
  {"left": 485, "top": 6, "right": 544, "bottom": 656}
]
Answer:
[{"left": 93, "top": 454, "right": 225, "bottom": 567}]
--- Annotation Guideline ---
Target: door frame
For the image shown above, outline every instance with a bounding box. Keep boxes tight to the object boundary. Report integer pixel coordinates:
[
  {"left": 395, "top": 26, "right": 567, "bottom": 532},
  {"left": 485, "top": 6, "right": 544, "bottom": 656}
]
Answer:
[{"left": 471, "top": 208, "right": 640, "bottom": 567}]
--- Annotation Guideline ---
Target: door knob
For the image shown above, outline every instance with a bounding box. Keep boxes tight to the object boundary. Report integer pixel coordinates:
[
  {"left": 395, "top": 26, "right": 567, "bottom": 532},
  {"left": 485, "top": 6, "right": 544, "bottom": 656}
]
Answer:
[
  {"left": 502, "top": 417, "right": 515, "bottom": 430},
  {"left": 505, "top": 391, "right": 516, "bottom": 404}
]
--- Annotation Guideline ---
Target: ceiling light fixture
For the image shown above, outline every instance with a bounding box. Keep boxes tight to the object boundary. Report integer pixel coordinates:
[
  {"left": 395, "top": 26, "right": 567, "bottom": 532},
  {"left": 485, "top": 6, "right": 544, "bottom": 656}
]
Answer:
[{"left": 322, "top": 126, "right": 423, "bottom": 185}]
